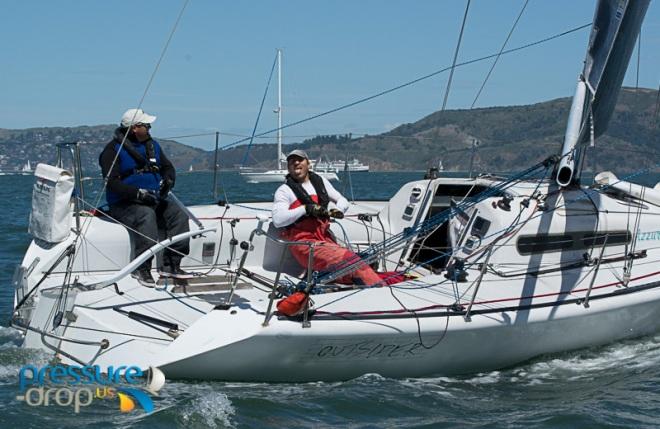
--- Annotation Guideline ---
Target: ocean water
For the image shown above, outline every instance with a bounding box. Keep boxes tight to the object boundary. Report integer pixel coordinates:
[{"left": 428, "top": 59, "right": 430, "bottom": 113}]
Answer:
[{"left": 2, "top": 170, "right": 660, "bottom": 428}]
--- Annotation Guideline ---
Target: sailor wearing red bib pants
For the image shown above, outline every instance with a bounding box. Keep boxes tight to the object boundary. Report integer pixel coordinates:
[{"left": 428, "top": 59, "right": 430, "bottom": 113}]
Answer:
[{"left": 272, "top": 150, "right": 382, "bottom": 286}]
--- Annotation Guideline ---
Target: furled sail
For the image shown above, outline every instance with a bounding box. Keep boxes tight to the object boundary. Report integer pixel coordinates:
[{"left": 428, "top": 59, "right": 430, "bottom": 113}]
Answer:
[
  {"left": 584, "top": 0, "right": 649, "bottom": 138},
  {"left": 556, "top": 0, "right": 649, "bottom": 187}
]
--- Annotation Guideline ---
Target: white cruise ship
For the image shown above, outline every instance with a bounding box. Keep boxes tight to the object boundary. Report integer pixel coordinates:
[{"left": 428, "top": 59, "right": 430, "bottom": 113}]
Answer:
[{"left": 316, "top": 158, "right": 369, "bottom": 173}]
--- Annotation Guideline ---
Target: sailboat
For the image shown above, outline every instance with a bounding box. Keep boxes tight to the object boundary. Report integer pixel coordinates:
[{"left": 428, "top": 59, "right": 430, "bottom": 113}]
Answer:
[
  {"left": 20, "top": 160, "right": 33, "bottom": 175},
  {"left": 11, "top": 0, "right": 659, "bottom": 382},
  {"left": 240, "top": 49, "right": 338, "bottom": 183}
]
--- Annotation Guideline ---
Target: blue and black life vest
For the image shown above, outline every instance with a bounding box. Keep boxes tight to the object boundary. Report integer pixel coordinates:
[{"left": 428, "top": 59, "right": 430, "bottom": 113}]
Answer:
[{"left": 106, "top": 139, "right": 163, "bottom": 205}]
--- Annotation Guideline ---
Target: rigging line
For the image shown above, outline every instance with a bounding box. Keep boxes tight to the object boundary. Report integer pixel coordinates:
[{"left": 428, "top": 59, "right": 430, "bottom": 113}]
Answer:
[
  {"left": 635, "top": 28, "right": 641, "bottom": 93},
  {"left": 625, "top": 186, "right": 645, "bottom": 280},
  {"left": 471, "top": 0, "right": 530, "bottom": 108},
  {"left": 218, "top": 22, "right": 592, "bottom": 151},
  {"left": 333, "top": 155, "right": 658, "bottom": 290},
  {"left": 480, "top": 161, "right": 660, "bottom": 246},
  {"left": 594, "top": 145, "right": 660, "bottom": 158},
  {"left": 388, "top": 284, "right": 451, "bottom": 350},
  {"left": 137, "top": 0, "right": 191, "bottom": 123},
  {"left": 165, "top": 121, "right": 627, "bottom": 145},
  {"left": 162, "top": 132, "right": 219, "bottom": 139},
  {"left": 441, "top": 0, "right": 471, "bottom": 111},
  {"left": 68, "top": 2, "right": 193, "bottom": 284},
  {"left": 217, "top": 160, "right": 230, "bottom": 204},
  {"left": 160, "top": 130, "right": 280, "bottom": 140},
  {"left": 319, "top": 159, "right": 554, "bottom": 285},
  {"left": 579, "top": 187, "right": 601, "bottom": 261},
  {"left": 653, "top": 80, "right": 660, "bottom": 128},
  {"left": 13, "top": 245, "right": 75, "bottom": 314},
  {"left": 82, "top": 0, "right": 191, "bottom": 240},
  {"left": 395, "top": 198, "right": 545, "bottom": 288},
  {"left": 624, "top": 180, "right": 633, "bottom": 267},
  {"left": 376, "top": 166, "right": 553, "bottom": 284},
  {"left": 54, "top": 247, "right": 77, "bottom": 329},
  {"left": 241, "top": 52, "right": 279, "bottom": 167}
]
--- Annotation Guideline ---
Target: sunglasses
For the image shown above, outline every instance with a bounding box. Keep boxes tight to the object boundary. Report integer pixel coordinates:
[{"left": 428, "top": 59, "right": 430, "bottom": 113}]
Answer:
[{"left": 135, "top": 123, "right": 151, "bottom": 129}]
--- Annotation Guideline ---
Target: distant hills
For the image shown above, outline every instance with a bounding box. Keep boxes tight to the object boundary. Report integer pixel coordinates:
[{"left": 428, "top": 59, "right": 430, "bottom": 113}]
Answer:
[
  {"left": 0, "top": 125, "right": 210, "bottom": 176},
  {"left": 0, "top": 87, "right": 658, "bottom": 176}
]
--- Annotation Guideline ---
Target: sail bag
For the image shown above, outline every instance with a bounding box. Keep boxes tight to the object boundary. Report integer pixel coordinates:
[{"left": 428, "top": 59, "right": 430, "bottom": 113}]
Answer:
[{"left": 28, "top": 164, "right": 74, "bottom": 243}]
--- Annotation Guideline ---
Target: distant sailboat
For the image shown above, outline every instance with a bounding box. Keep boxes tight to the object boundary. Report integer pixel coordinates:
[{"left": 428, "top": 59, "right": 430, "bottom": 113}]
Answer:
[
  {"left": 240, "top": 49, "right": 338, "bottom": 184},
  {"left": 21, "top": 160, "right": 32, "bottom": 175}
]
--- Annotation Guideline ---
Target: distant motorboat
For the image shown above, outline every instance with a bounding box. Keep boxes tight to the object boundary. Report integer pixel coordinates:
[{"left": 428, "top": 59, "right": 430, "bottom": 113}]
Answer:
[
  {"left": 312, "top": 156, "right": 339, "bottom": 174},
  {"left": 334, "top": 159, "right": 369, "bottom": 172},
  {"left": 316, "top": 158, "right": 369, "bottom": 173}
]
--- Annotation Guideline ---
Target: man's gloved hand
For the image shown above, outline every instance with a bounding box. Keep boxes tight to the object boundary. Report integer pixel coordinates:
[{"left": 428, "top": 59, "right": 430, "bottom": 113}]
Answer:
[
  {"left": 159, "top": 178, "right": 174, "bottom": 198},
  {"left": 305, "top": 204, "right": 329, "bottom": 219},
  {"left": 328, "top": 208, "right": 344, "bottom": 219},
  {"left": 136, "top": 188, "right": 158, "bottom": 206}
]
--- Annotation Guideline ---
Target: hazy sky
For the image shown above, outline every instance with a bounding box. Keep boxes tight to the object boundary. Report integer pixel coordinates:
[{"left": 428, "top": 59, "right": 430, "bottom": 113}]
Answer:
[{"left": 2, "top": 0, "right": 659, "bottom": 150}]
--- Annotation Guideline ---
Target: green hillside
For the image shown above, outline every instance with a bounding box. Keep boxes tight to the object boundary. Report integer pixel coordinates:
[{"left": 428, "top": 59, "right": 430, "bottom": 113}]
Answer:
[
  {"left": 214, "top": 87, "right": 660, "bottom": 174},
  {"left": 0, "top": 87, "right": 658, "bottom": 176}
]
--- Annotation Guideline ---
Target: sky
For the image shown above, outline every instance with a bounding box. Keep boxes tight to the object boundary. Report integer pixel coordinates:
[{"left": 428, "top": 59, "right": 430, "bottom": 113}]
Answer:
[{"left": 1, "top": 0, "right": 659, "bottom": 150}]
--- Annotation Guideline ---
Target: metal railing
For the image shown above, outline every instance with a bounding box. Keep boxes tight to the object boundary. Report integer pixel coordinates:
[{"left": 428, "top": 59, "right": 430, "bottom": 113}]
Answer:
[
  {"left": 56, "top": 141, "right": 85, "bottom": 232},
  {"left": 261, "top": 235, "right": 316, "bottom": 328},
  {"left": 213, "top": 216, "right": 318, "bottom": 326}
]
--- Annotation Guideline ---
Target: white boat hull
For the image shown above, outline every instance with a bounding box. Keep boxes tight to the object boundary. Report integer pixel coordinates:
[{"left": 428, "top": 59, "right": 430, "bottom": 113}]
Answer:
[
  {"left": 11, "top": 0, "right": 656, "bottom": 385},
  {"left": 12, "top": 176, "right": 660, "bottom": 382},
  {"left": 158, "top": 289, "right": 660, "bottom": 381}
]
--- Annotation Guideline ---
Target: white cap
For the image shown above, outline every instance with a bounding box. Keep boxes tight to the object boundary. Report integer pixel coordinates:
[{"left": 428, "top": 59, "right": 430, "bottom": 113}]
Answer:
[{"left": 120, "top": 108, "right": 157, "bottom": 127}]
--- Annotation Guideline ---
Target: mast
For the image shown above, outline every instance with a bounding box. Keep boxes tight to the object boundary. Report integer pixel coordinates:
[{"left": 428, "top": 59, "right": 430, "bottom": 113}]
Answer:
[
  {"left": 556, "top": 0, "right": 649, "bottom": 187},
  {"left": 276, "top": 48, "right": 283, "bottom": 170}
]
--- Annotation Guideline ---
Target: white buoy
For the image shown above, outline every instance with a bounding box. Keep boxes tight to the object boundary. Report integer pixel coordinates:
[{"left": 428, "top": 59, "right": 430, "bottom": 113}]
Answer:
[{"left": 145, "top": 366, "right": 166, "bottom": 394}]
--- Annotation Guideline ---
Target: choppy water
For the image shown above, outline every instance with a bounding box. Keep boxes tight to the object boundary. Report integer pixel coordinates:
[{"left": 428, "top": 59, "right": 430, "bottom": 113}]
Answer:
[{"left": 2, "top": 170, "right": 660, "bottom": 428}]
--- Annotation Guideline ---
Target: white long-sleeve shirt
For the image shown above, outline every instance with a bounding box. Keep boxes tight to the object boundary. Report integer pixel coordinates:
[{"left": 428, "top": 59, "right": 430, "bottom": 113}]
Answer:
[{"left": 272, "top": 177, "right": 349, "bottom": 228}]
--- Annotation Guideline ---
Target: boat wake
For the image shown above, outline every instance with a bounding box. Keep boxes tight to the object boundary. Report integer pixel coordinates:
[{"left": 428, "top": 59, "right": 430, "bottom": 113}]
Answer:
[
  {"left": 520, "top": 333, "right": 660, "bottom": 381},
  {"left": 389, "top": 333, "right": 660, "bottom": 426},
  {"left": 171, "top": 384, "right": 236, "bottom": 428},
  {"left": 0, "top": 331, "right": 658, "bottom": 427},
  {"left": 0, "top": 326, "right": 48, "bottom": 385},
  {"left": 401, "top": 332, "right": 660, "bottom": 387}
]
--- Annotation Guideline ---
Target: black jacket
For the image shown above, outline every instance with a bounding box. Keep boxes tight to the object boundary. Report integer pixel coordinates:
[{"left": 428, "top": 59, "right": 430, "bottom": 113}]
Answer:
[{"left": 99, "top": 127, "right": 176, "bottom": 203}]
